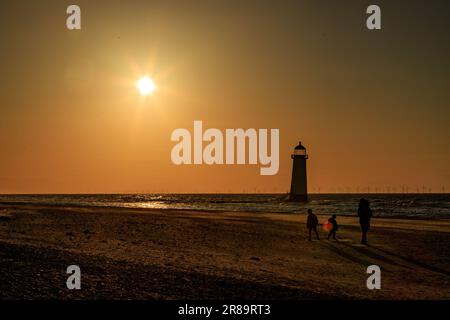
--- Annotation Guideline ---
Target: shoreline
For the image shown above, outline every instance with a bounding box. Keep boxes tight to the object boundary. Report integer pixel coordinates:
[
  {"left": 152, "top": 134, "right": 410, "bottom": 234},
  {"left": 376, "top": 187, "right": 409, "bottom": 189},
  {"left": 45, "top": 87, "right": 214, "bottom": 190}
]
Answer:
[{"left": 1, "top": 202, "right": 449, "bottom": 221}]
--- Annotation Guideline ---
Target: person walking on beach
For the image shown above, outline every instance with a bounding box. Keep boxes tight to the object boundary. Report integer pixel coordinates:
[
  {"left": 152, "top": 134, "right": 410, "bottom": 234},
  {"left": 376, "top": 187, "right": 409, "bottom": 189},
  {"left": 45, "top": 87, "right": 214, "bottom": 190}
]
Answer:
[
  {"left": 327, "top": 214, "right": 338, "bottom": 240},
  {"left": 358, "top": 198, "right": 373, "bottom": 245},
  {"left": 306, "top": 209, "right": 319, "bottom": 241}
]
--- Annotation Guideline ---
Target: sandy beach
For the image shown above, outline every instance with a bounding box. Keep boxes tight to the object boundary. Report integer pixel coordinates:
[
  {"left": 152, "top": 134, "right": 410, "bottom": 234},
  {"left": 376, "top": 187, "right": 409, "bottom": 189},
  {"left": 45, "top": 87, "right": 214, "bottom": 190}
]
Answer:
[{"left": 0, "top": 204, "right": 449, "bottom": 300}]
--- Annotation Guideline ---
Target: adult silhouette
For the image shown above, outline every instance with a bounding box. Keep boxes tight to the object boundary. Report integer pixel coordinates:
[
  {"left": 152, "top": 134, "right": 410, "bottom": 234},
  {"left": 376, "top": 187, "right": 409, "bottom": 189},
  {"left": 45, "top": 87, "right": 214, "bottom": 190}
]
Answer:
[
  {"left": 358, "top": 198, "right": 372, "bottom": 245},
  {"left": 306, "top": 209, "right": 320, "bottom": 241}
]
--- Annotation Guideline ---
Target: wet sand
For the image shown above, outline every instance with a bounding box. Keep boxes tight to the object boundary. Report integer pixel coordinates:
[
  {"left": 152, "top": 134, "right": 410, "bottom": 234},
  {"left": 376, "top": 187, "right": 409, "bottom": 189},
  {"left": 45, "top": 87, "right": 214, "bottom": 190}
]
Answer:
[{"left": 0, "top": 204, "right": 449, "bottom": 299}]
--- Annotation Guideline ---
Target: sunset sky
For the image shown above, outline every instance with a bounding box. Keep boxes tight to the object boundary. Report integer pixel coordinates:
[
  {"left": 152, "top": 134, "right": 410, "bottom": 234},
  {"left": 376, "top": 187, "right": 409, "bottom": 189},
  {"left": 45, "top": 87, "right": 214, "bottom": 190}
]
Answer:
[{"left": 0, "top": 0, "right": 449, "bottom": 194}]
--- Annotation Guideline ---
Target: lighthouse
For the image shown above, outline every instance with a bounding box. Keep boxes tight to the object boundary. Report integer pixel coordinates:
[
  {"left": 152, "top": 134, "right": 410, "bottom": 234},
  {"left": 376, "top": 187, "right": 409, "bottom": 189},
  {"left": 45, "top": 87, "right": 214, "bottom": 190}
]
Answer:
[{"left": 289, "top": 141, "right": 308, "bottom": 202}]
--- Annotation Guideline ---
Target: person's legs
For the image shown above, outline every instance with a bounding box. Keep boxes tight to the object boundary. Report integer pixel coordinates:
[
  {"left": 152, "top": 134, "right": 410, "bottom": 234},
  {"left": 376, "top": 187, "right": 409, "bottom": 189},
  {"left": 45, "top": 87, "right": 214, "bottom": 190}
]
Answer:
[
  {"left": 327, "top": 230, "right": 332, "bottom": 239},
  {"left": 361, "top": 224, "right": 368, "bottom": 244},
  {"left": 361, "top": 232, "right": 367, "bottom": 244},
  {"left": 332, "top": 230, "right": 336, "bottom": 240},
  {"left": 314, "top": 227, "right": 320, "bottom": 240},
  {"left": 308, "top": 228, "right": 312, "bottom": 241}
]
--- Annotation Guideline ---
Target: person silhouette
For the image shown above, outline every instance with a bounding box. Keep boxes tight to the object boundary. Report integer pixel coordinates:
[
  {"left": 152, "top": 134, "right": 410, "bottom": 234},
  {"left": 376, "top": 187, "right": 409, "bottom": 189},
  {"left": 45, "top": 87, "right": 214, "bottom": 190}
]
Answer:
[
  {"left": 358, "top": 198, "right": 373, "bottom": 245},
  {"left": 306, "top": 209, "right": 319, "bottom": 241},
  {"left": 327, "top": 214, "right": 338, "bottom": 240}
]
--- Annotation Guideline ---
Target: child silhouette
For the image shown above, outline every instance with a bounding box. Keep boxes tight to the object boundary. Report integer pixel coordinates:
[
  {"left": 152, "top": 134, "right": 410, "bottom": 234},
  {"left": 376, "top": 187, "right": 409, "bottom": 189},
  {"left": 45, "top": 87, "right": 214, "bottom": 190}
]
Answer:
[{"left": 327, "top": 214, "right": 338, "bottom": 240}]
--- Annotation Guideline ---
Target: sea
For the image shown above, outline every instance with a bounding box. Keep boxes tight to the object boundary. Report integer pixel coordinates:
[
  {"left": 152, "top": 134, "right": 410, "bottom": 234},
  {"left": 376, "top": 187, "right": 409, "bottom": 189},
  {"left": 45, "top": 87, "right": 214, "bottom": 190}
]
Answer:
[{"left": 0, "top": 194, "right": 449, "bottom": 219}]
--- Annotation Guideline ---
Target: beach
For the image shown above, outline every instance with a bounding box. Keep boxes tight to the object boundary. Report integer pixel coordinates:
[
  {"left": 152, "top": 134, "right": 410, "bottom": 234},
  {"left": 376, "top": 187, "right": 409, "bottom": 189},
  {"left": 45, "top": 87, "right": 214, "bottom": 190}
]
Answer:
[{"left": 0, "top": 204, "right": 449, "bottom": 300}]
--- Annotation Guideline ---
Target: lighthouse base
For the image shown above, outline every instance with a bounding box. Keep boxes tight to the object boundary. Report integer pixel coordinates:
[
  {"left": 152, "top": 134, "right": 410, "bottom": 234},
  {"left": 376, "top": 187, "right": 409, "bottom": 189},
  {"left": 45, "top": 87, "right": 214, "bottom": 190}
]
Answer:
[{"left": 288, "top": 194, "right": 308, "bottom": 202}]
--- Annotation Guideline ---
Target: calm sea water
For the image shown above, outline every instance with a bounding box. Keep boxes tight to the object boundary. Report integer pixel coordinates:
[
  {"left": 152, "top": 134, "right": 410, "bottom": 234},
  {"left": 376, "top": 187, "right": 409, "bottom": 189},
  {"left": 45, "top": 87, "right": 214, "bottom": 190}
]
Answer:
[{"left": 0, "top": 194, "right": 449, "bottom": 219}]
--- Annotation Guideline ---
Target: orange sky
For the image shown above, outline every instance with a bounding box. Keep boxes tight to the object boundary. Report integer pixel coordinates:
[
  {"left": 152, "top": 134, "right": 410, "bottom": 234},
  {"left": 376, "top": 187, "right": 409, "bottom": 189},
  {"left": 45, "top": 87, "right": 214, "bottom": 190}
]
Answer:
[{"left": 0, "top": 0, "right": 449, "bottom": 194}]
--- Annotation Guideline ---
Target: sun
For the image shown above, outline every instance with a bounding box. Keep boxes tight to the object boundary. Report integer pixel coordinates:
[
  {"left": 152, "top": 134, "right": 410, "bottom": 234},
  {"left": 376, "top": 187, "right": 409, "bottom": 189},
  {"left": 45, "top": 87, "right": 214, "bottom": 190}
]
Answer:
[{"left": 136, "top": 76, "right": 157, "bottom": 96}]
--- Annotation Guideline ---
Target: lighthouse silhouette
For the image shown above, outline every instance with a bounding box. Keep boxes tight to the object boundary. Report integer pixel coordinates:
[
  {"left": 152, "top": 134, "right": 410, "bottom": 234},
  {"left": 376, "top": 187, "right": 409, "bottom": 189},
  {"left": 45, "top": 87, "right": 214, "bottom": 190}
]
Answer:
[{"left": 289, "top": 141, "right": 308, "bottom": 202}]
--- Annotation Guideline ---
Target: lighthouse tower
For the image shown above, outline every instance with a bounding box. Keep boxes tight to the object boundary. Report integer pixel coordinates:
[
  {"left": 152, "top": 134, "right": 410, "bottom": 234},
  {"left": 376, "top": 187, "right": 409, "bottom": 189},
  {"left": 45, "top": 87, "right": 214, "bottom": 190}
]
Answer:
[{"left": 289, "top": 141, "right": 308, "bottom": 202}]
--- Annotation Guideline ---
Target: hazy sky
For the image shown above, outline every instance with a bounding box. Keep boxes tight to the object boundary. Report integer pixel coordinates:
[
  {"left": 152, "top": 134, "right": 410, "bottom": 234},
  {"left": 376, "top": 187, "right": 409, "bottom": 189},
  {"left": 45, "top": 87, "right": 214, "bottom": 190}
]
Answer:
[{"left": 0, "top": 0, "right": 449, "bottom": 193}]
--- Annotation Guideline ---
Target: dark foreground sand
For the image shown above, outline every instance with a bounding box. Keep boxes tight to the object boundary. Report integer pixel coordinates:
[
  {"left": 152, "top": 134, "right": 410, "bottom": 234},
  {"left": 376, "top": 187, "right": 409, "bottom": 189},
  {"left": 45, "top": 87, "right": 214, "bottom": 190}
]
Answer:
[{"left": 0, "top": 204, "right": 449, "bottom": 300}]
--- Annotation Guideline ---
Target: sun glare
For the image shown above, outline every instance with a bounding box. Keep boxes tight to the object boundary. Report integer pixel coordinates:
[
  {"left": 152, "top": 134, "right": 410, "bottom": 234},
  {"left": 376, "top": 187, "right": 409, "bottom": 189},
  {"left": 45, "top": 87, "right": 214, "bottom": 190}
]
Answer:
[{"left": 137, "top": 76, "right": 156, "bottom": 96}]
